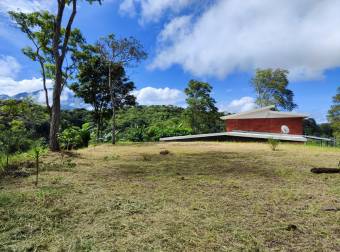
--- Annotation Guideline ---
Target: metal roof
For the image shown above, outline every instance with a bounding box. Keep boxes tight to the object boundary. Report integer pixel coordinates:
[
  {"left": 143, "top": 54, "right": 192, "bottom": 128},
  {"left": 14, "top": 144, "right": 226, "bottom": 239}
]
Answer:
[
  {"left": 220, "top": 105, "right": 308, "bottom": 120},
  {"left": 160, "top": 131, "right": 307, "bottom": 142}
]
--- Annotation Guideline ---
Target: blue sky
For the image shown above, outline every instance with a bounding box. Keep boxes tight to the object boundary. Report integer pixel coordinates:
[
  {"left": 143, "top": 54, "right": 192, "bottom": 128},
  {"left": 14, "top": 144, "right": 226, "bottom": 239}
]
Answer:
[{"left": 0, "top": 0, "right": 339, "bottom": 123}]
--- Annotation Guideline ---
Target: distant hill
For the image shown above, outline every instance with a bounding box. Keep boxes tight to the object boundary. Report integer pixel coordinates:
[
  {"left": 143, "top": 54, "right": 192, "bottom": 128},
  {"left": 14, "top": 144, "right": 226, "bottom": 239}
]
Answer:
[
  {"left": 0, "top": 89, "right": 89, "bottom": 110},
  {"left": 0, "top": 94, "right": 10, "bottom": 100}
]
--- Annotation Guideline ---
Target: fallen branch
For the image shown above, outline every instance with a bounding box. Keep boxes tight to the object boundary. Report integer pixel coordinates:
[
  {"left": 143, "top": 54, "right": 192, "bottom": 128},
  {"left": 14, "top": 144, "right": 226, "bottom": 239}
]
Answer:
[{"left": 311, "top": 168, "right": 340, "bottom": 174}]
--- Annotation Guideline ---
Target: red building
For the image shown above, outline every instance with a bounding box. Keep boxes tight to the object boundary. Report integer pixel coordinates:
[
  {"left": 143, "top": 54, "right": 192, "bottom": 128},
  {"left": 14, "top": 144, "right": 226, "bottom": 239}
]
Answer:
[{"left": 220, "top": 105, "right": 308, "bottom": 135}]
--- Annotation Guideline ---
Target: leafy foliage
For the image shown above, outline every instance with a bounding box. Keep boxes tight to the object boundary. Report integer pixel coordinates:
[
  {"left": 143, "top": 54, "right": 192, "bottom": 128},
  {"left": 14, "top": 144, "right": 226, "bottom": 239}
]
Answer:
[
  {"left": 79, "top": 123, "right": 92, "bottom": 147},
  {"left": 71, "top": 43, "right": 137, "bottom": 142},
  {"left": 97, "top": 34, "right": 147, "bottom": 144},
  {"left": 0, "top": 120, "right": 30, "bottom": 168},
  {"left": 71, "top": 44, "right": 111, "bottom": 140},
  {"left": 30, "top": 140, "right": 47, "bottom": 186},
  {"left": 114, "top": 105, "right": 192, "bottom": 142},
  {"left": 0, "top": 99, "right": 49, "bottom": 138},
  {"left": 327, "top": 87, "right": 340, "bottom": 140},
  {"left": 251, "top": 68, "right": 297, "bottom": 111},
  {"left": 61, "top": 109, "right": 92, "bottom": 131},
  {"left": 268, "top": 138, "right": 280, "bottom": 151},
  {"left": 303, "top": 118, "right": 333, "bottom": 138},
  {"left": 58, "top": 123, "right": 92, "bottom": 150},
  {"left": 9, "top": 11, "right": 85, "bottom": 113},
  {"left": 59, "top": 127, "right": 81, "bottom": 150},
  {"left": 185, "top": 80, "right": 224, "bottom": 134}
]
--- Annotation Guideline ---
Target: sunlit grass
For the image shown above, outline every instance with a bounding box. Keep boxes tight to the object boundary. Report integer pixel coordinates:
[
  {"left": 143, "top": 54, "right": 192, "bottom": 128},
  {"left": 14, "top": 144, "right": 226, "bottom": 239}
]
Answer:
[{"left": 0, "top": 142, "right": 339, "bottom": 251}]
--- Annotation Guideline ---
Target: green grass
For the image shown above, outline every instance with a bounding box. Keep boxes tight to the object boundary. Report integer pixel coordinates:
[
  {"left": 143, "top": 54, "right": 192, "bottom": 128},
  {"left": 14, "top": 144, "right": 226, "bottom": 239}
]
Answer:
[{"left": 0, "top": 142, "right": 339, "bottom": 251}]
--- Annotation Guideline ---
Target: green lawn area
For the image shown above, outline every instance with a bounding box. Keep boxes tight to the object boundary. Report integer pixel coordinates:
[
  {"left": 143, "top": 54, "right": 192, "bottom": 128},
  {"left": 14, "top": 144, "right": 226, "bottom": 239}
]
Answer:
[{"left": 0, "top": 142, "right": 339, "bottom": 251}]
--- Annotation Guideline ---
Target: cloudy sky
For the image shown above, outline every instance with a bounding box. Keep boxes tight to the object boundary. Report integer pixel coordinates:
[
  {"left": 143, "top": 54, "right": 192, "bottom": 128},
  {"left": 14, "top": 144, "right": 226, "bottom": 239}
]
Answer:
[{"left": 0, "top": 0, "right": 339, "bottom": 122}]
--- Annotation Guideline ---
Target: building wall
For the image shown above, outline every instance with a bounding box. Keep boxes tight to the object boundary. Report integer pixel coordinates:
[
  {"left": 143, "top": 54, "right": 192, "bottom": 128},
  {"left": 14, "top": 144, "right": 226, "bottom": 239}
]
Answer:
[{"left": 225, "top": 118, "right": 304, "bottom": 135}]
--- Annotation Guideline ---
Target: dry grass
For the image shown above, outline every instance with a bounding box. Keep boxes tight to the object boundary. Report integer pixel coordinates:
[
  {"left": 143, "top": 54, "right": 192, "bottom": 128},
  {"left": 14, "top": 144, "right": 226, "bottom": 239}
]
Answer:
[{"left": 0, "top": 142, "right": 339, "bottom": 251}]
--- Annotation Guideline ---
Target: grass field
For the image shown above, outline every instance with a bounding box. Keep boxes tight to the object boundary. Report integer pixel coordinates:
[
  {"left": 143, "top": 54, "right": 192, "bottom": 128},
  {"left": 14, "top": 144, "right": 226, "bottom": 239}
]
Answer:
[{"left": 0, "top": 142, "right": 339, "bottom": 251}]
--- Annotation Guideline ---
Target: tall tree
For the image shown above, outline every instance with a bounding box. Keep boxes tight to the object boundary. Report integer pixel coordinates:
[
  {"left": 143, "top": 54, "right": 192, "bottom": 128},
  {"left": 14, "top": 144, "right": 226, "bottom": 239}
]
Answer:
[
  {"left": 97, "top": 34, "right": 147, "bottom": 144},
  {"left": 184, "top": 80, "right": 223, "bottom": 134},
  {"left": 71, "top": 45, "right": 111, "bottom": 140},
  {"left": 71, "top": 44, "right": 136, "bottom": 141},
  {"left": 10, "top": 0, "right": 101, "bottom": 151},
  {"left": 107, "top": 65, "right": 137, "bottom": 142},
  {"left": 49, "top": 0, "right": 101, "bottom": 151},
  {"left": 251, "top": 68, "right": 297, "bottom": 111},
  {"left": 327, "top": 86, "right": 340, "bottom": 140}
]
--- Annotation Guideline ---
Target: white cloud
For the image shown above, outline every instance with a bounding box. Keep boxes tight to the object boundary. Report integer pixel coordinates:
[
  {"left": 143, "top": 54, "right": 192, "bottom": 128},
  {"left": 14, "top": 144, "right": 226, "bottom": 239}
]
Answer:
[
  {"left": 0, "top": 78, "right": 89, "bottom": 109},
  {"left": 119, "top": 0, "right": 136, "bottom": 17},
  {"left": 0, "top": 55, "right": 52, "bottom": 96},
  {"left": 158, "top": 15, "right": 192, "bottom": 43},
  {"left": 151, "top": 0, "right": 340, "bottom": 80},
  {"left": 0, "top": 77, "right": 53, "bottom": 96},
  {"left": 0, "top": 0, "right": 55, "bottom": 44},
  {"left": 132, "top": 86, "right": 185, "bottom": 105},
  {"left": 0, "top": 0, "right": 54, "bottom": 14},
  {"left": 220, "top": 96, "right": 256, "bottom": 113},
  {"left": 119, "top": 0, "right": 193, "bottom": 23},
  {"left": 0, "top": 55, "right": 21, "bottom": 79}
]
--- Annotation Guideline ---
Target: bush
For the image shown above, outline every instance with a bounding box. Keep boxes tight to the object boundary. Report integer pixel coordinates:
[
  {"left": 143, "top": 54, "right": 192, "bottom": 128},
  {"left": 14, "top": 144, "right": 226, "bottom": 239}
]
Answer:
[
  {"left": 268, "top": 138, "right": 280, "bottom": 151},
  {"left": 146, "top": 124, "right": 192, "bottom": 141},
  {"left": 79, "top": 123, "right": 91, "bottom": 147},
  {"left": 58, "top": 127, "right": 82, "bottom": 150},
  {"left": 59, "top": 123, "right": 93, "bottom": 150},
  {"left": 0, "top": 120, "right": 32, "bottom": 169}
]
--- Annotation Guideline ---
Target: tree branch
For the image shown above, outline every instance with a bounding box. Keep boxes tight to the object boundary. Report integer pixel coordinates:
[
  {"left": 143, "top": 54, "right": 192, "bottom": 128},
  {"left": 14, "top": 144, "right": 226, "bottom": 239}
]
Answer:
[
  {"left": 53, "top": 0, "right": 65, "bottom": 61},
  {"left": 60, "top": 0, "right": 77, "bottom": 62}
]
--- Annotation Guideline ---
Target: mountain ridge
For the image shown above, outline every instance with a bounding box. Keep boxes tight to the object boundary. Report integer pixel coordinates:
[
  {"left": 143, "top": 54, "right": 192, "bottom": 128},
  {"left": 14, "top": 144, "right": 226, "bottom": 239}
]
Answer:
[{"left": 0, "top": 89, "right": 88, "bottom": 110}]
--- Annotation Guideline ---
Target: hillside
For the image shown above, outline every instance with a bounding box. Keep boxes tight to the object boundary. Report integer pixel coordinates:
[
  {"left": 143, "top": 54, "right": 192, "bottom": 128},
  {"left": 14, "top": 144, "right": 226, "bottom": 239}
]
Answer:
[{"left": 0, "top": 142, "right": 339, "bottom": 251}]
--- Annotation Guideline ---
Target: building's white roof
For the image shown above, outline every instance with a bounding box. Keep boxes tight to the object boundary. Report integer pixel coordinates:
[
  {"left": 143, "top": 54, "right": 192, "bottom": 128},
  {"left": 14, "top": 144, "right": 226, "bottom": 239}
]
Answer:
[
  {"left": 160, "top": 131, "right": 307, "bottom": 142},
  {"left": 220, "top": 105, "right": 308, "bottom": 120}
]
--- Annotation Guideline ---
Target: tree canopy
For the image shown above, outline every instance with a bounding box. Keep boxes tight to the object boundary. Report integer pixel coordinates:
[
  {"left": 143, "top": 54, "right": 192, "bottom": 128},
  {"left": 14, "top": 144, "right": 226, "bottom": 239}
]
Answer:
[
  {"left": 185, "top": 80, "right": 224, "bottom": 134},
  {"left": 327, "top": 86, "right": 340, "bottom": 139},
  {"left": 97, "top": 34, "right": 147, "bottom": 144},
  {"left": 71, "top": 44, "right": 137, "bottom": 141},
  {"left": 251, "top": 68, "right": 297, "bottom": 111}
]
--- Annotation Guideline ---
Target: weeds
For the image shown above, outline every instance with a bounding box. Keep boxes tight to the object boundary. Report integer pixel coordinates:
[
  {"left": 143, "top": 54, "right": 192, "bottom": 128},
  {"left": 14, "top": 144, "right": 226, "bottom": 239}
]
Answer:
[{"left": 268, "top": 138, "right": 280, "bottom": 151}]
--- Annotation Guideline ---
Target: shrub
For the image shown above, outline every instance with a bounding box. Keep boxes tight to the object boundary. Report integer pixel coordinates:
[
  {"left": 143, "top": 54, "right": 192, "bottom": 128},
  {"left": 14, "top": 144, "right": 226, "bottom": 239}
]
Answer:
[
  {"left": 79, "top": 123, "right": 91, "bottom": 147},
  {"left": 0, "top": 120, "right": 32, "bottom": 169},
  {"left": 268, "top": 138, "right": 280, "bottom": 151},
  {"left": 59, "top": 127, "right": 83, "bottom": 150},
  {"left": 29, "top": 140, "right": 47, "bottom": 186}
]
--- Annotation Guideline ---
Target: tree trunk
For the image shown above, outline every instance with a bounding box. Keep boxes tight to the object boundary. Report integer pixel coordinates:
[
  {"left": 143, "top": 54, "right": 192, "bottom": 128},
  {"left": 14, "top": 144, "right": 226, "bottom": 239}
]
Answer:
[
  {"left": 111, "top": 103, "right": 116, "bottom": 145},
  {"left": 39, "top": 58, "right": 51, "bottom": 115},
  {"left": 96, "top": 119, "right": 100, "bottom": 142},
  {"left": 35, "top": 155, "right": 39, "bottom": 186},
  {"left": 108, "top": 65, "right": 116, "bottom": 145},
  {"left": 49, "top": 68, "right": 62, "bottom": 151},
  {"left": 49, "top": 0, "right": 77, "bottom": 151}
]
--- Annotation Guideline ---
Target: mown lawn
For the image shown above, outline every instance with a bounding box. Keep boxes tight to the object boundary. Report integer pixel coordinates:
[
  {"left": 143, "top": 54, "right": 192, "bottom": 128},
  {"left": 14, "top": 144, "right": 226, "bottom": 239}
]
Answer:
[{"left": 0, "top": 142, "right": 339, "bottom": 251}]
